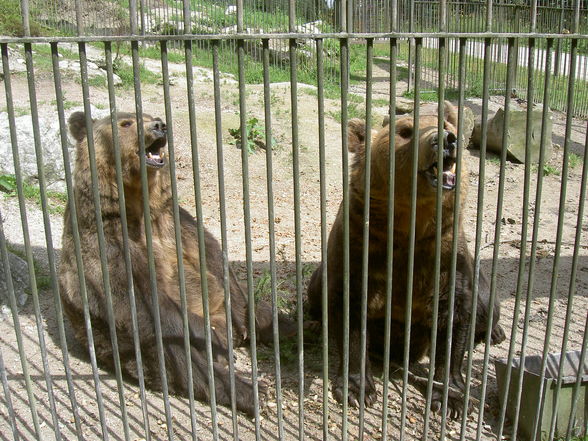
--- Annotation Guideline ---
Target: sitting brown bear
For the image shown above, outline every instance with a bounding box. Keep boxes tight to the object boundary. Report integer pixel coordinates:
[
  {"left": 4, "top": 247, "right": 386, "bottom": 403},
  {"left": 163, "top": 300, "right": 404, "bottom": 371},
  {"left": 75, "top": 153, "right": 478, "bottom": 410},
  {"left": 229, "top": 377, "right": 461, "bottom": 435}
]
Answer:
[
  {"left": 59, "top": 111, "right": 285, "bottom": 416},
  {"left": 306, "top": 102, "right": 505, "bottom": 416}
]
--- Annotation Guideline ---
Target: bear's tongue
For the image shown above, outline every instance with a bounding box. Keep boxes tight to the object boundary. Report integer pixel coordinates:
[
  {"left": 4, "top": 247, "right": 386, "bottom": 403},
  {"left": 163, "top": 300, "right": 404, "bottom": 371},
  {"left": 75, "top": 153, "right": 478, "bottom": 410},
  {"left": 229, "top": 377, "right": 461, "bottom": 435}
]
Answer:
[
  {"left": 148, "top": 152, "right": 162, "bottom": 162},
  {"left": 443, "top": 171, "right": 456, "bottom": 188}
]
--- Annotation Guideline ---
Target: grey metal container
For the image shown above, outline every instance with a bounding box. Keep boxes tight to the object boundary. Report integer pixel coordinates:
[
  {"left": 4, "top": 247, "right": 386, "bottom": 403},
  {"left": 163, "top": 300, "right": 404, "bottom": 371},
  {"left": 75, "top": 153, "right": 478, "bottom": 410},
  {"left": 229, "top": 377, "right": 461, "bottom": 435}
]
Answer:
[{"left": 495, "top": 351, "right": 587, "bottom": 441}]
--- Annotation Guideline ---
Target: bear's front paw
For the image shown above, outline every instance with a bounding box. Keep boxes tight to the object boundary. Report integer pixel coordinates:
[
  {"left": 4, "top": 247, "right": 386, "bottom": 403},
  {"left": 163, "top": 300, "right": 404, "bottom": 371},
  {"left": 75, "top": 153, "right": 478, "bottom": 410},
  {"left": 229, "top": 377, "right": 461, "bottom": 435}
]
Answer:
[
  {"left": 333, "top": 373, "right": 377, "bottom": 408},
  {"left": 491, "top": 324, "right": 506, "bottom": 345}
]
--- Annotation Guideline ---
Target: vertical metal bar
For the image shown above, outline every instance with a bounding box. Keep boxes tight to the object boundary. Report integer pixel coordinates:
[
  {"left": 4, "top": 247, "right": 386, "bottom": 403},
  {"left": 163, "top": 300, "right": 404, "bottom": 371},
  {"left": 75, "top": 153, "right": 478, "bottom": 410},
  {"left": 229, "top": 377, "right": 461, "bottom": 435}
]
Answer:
[
  {"left": 237, "top": 0, "right": 244, "bottom": 32},
  {"left": 50, "top": 42, "right": 87, "bottom": 441},
  {"left": 339, "top": 35, "right": 351, "bottom": 441},
  {"left": 19, "top": 0, "right": 30, "bottom": 36},
  {"left": 212, "top": 39, "right": 240, "bottom": 441},
  {"left": 554, "top": 0, "right": 565, "bottom": 77},
  {"left": 236, "top": 36, "right": 262, "bottom": 440},
  {"left": 424, "top": 34, "right": 447, "bottom": 441},
  {"left": 407, "top": 0, "right": 415, "bottom": 92},
  {"left": 476, "top": 37, "right": 516, "bottom": 439},
  {"left": 160, "top": 40, "right": 199, "bottom": 441},
  {"left": 486, "top": 0, "right": 493, "bottom": 32},
  {"left": 77, "top": 41, "right": 132, "bottom": 441},
  {"left": 358, "top": 37, "right": 373, "bottom": 441},
  {"left": 183, "top": 39, "right": 219, "bottom": 441},
  {"left": 399, "top": 38, "right": 421, "bottom": 441},
  {"left": 573, "top": 0, "right": 581, "bottom": 34},
  {"left": 533, "top": 36, "right": 576, "bottom": 441},
  {"left": 459, "top": 36, "right": 493, "bottom": 441},
  {"left": 129, "top": 0, "right": 138, "bottom": 34},
  {"left": 288, "top": 27, "right": 305, "bottom": 441},
  {"left": 74, "top": 0, "right": 82, "bottom": 36},
  {"left": 381, "top": 35, "right": 397, "bottom": 441},
  {"left": 315, "top": 36, "right": 329, "bottom": 441},
  {"left": 439, "top": 0, "right": 447, "bottom": 31},
  {"left": 440, "top": 37, "right": 468, "bottom": 440},
  {"left": 261, "top": 37, "right": 284, "bottom": 440},
  {"left": 495, "top": 37, "right": 537, "bottom": 441},
  {"left": 129, "top": 39, "right": 175, "bottom": 440},
  {"left": 139, "top": 0, "right": 146, "bottom": 35},
  {"left": 0, "top": 346, "right": 19, "bottom": 441},
  {"left": 102, "top": 41, "right": 152, "bottom": 441},
  {"left": 182, "top": 0, "right": 190, "bottom": 33}
]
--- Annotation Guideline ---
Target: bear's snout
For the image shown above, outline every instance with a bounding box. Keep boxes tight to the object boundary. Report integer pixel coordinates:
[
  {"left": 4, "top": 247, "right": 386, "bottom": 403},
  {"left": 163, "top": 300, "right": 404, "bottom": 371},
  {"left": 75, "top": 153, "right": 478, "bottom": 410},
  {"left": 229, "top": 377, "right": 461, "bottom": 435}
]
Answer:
[
  {"left": 431, "top": 130, "right": 457, "bottom": 157},
  {"left": 148, "top": 119, "right": 167, "bottom": 136}
]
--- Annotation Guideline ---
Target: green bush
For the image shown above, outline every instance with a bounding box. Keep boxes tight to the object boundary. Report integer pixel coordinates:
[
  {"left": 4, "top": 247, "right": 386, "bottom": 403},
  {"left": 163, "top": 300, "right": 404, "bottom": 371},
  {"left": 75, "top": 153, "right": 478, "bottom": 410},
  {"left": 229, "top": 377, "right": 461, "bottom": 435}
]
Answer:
[{"left": 0, "top": 0, "right": 44, "bottom": 36}]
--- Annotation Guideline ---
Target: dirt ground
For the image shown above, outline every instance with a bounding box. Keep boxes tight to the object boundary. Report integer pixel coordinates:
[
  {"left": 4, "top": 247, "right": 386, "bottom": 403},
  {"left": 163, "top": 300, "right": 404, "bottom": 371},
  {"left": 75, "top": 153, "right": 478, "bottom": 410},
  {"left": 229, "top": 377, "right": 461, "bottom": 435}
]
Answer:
[{"left": 0, "top": 48, "right": 587, "bottom": 441}]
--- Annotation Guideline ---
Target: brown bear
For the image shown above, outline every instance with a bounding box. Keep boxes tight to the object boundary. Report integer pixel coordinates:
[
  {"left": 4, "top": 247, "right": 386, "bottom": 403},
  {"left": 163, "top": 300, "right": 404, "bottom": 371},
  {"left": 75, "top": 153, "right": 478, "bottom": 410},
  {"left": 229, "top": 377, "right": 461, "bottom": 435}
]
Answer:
[
  {"left": 306, "top": 102, "right": 505, "bottom": 416},
  {"left": 59, "top": 111, "right": 283, "bottom": 416}
]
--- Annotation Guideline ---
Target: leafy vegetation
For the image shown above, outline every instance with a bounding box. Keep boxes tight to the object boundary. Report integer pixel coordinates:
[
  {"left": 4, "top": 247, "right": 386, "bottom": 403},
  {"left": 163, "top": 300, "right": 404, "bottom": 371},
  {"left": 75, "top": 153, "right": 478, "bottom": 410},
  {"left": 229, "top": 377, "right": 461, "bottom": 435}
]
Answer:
[
  {"left": 229, "top": 117, "right": 276, "bottom": 154},
  {"left": 568, "top": 153, "right": 582, "bottom": 169},
  {"left": 0, "top": 174, "right": 68, "bottom": 215},
  {"left": 0, "top": 0, "right": 45, "bottom": 36}
]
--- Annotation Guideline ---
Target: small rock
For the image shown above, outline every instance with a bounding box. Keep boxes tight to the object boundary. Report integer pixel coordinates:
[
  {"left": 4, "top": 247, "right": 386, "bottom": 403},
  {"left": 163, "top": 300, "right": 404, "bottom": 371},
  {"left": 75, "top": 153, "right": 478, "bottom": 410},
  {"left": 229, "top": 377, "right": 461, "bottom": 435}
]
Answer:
[{"left": 0, "top": 249, "right": 30, "bottom": 308}]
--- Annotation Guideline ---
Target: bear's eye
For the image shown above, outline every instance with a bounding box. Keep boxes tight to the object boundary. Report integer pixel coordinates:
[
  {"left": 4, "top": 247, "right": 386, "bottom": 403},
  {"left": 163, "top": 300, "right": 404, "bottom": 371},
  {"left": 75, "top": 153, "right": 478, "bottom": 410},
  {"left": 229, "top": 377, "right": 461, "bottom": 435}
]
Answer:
[
  {"left": 120, "top": 120, "right": 133, "bottom": 128},
  {"left": 398, "top": 126, "right": 413, "bottom": 139}
]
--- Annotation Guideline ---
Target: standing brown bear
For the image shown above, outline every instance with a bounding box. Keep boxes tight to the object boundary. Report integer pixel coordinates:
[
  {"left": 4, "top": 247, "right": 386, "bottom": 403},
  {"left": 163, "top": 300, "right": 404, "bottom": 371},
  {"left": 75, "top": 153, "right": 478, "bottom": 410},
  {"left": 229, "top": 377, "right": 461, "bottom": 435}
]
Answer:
[
  {"left": 59, "top": 111, "right": 281, "bottom": 416},
  {"left": 306, "top": 102, "right": 505, "bottom": 416}
]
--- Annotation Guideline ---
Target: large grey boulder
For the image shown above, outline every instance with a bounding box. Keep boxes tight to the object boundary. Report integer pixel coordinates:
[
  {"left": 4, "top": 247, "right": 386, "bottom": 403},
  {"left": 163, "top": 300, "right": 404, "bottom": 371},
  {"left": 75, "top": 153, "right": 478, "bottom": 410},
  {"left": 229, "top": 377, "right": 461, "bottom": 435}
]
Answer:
[
  {"left": 0, "top": 249, "right": 30, "bottom": 308},
  {"left": 395, "top": 96, "right": 414, "bottom": 115},
  {"left": 0, "top": 106, "right": 110, "bottom": 191},
  {"left": 471, "top": 104, "right": 553, "bottom": 164}
]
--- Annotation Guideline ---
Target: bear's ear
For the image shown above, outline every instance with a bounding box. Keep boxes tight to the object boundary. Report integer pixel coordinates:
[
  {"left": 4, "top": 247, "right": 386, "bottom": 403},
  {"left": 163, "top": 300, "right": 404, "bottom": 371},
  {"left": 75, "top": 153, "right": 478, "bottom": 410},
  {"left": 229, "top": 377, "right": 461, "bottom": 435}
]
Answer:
[
  {"left": 348, "top": 118, "right": 366, "bottom": 154},
  {"left": 68, "top": 111, "right": 89, "bottom": 142},
  {"left": 443, "top": 100, "right": 458, "bottom": 128}
]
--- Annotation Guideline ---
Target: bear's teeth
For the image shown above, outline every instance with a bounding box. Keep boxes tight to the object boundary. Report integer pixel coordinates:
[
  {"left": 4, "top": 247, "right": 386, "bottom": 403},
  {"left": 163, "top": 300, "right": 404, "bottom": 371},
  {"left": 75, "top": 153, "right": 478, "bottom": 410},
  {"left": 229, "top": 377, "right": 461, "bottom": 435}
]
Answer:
[
  {"left": 451, "top": 163, "right": 456, "bottom": 174},
  {"left": 147, "top": 152, "right": 153, "bottom": 159}
]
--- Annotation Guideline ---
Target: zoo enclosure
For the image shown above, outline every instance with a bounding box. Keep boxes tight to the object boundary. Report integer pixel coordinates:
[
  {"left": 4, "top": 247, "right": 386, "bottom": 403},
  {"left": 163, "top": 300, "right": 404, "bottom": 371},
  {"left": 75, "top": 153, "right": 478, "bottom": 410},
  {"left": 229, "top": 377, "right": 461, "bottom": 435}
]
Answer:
[
  {"left": 1, "top": 0, "right": 588, "bottom": 441},
  {"left": 25, "top": 0, "right": 588, "bottom": 116}
]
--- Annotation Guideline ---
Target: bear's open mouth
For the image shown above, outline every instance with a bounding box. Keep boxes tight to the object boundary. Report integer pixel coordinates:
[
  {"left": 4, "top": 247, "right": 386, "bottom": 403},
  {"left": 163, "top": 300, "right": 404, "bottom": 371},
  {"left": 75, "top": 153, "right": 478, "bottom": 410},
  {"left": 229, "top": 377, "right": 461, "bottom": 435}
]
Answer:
[
  {"left": 145, "top": 137, "right": 166, "bottom": 169},
  {"left": 423, "top": 156, "right": 457, "bottom": 191}
]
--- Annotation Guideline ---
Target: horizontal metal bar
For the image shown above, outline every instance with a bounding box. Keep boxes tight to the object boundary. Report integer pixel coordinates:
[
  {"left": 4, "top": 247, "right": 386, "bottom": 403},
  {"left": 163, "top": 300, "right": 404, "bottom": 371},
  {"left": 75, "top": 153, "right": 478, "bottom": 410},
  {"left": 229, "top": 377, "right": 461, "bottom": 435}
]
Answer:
[{"left": 2, "top": 31, "right": 588, "bottom": 44}]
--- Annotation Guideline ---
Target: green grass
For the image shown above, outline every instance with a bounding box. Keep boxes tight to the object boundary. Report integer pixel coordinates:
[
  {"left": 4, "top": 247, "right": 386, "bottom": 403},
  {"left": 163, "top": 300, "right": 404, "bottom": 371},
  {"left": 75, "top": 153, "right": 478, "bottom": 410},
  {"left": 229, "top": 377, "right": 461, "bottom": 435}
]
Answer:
[
  {"left": 328, "top": 102, "right": 365, "bottom": 123},
  {"left": 51, "top": 99, "right": 79, "bottom": 110},
  {"left": 253, "top": 268, "right": 291, "bottom": 310},
  {"left": 1, "top": 106, "right": 29, "bottom": 117},
  {"left": 0, "top": 174, "right": 68, "bottom": 215},
  {"left": 0, "top": 0, "right": 47, "bottom": 36},
  {"left": 531, "top": 163, "right": 561, "bottom": 177},
  {"left": 542, "top": 164, "right": 560, "bottom": 176},
  {"left": 113, "top": 59, "right": 161, "bottom": 88},
  {"left": 568, "top": 153, "right": 582, "bottom": 169},
  {"left": 372, "top": 98, "right": 389, "bottom": 107}
]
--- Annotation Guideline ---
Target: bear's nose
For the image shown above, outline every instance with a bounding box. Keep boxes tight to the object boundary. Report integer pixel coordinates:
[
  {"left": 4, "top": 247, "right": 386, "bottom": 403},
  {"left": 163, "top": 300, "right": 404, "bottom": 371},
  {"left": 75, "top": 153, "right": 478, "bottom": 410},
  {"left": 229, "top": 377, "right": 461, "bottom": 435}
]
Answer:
[
  {"left": 150, "top": 120, "right": 167, "bottom": 134},
  {"left": 444, "top": 130, "right": 457, "bottom": 152},
  {"left": 431, "top": 130, "right": 457, "bottom": 154}
]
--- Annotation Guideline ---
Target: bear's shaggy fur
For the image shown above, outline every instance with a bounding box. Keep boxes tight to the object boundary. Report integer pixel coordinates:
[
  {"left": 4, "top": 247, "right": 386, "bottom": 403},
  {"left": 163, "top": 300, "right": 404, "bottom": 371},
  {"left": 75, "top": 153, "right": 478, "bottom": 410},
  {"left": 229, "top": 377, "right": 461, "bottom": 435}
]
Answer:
[
  {"left": 59, "top": 111, "right": 280, "bottom": 416},
  {"left": 307, "top": 103, "right": 505, "bottom": 415}
]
